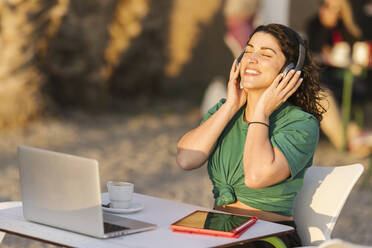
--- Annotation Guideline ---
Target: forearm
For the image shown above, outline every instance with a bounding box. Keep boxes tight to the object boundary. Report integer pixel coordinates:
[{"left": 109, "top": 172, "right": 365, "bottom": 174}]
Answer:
[
  {"left": 243, "top": 113, "right": 276, "bottom": 188},
  {"left": 243, "top": 127, "right": 275, "bottom": 182},
  {"left": 177, "top": 103, "right": 237, "bottom": 170}
]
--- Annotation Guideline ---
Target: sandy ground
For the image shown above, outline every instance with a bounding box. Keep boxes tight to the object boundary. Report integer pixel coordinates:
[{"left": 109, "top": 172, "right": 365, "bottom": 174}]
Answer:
[{"left": 0, "top": 98, "right": 371, "bottom": 247}]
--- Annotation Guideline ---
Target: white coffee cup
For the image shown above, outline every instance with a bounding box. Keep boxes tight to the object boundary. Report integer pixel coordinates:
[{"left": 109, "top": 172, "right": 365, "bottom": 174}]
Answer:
[{"left": 107, "top": 181, "right": 134, "bottom": 209}]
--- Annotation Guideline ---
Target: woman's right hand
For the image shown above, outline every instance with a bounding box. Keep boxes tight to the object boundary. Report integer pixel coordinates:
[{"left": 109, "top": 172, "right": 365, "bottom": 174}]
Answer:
[
  {"left": 225, "top": 59, "right": 247, "bottom": 112},
  {"left": 177, "top": 61, "right": 245, "bottom": 170}
]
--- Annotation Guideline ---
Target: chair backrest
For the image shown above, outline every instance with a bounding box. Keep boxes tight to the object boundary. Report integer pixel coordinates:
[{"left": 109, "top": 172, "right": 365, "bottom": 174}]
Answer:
[
  {"left": 318, "top": 238, "right": 371, "bottom": 248},
  {"left": 294, "top": 164, "right": 364, "bottom": 246}
]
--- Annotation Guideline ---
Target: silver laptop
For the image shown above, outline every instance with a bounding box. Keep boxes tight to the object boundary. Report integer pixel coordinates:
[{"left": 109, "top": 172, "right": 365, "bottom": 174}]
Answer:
[{"left": 17, "top": 145, "right": 156, "bottom": 238}]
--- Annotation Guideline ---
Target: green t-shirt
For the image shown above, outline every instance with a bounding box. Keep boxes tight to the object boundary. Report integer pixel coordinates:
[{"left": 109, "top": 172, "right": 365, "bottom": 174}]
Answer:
[{"left": 201, "top": 99, "right": 319, "bottom": 216}]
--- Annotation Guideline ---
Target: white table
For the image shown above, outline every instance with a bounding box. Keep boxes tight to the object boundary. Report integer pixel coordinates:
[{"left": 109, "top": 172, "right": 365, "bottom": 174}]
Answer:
[{"left": 0, "top": 193, "right": 294, "bottom": 248}]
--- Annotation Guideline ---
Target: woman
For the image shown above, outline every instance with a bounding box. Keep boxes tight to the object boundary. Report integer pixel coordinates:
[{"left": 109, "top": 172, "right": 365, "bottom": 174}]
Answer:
[
  {"left": 177, "top": 24, "right": 325, "bottom": 247},
  {"left": 306, "top": 0, "right": 371, "bottom": 154},
  {"left": 307, "top": 0, "right": 362, "bottom": 63},
  {"left": 223, "top": 0, "right": 260, "bottom": 57},
  {"left": 306, "top": 0, "right": 362, "bottom": 93}
]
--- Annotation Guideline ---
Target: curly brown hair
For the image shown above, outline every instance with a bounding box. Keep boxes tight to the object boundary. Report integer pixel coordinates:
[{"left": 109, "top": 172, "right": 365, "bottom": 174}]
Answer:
[{"left": 248, "top": 24, "right": 326, "bottom": 122}]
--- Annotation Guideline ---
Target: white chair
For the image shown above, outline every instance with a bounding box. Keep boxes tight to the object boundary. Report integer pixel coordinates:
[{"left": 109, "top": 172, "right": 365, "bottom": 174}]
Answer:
[
  {"left": 317, "top": 238, "right": 371, "bottom": 248},
  {"left": 294, "top": 164, "right": 364, "bottom": 247},
  {"left": 0, "top": 201, "right": 22, "bottom": 243}
]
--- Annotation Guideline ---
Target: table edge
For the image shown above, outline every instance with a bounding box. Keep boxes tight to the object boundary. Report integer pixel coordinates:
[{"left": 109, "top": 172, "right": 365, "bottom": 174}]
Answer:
[
  {"left": 211, "top": 229, "right": 295, "bottom": 248},
  {"left": 0, "top": 227, "right": 75, "bottom": 248}
]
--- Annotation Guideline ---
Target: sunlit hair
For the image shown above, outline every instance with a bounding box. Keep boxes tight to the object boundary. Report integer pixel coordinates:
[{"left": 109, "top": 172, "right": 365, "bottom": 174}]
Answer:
[{"left": 247, "top": 23, "right": 326, "bottom": 122}]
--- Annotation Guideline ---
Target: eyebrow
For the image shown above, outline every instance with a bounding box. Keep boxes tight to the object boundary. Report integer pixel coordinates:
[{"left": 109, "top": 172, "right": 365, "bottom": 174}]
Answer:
[{"left": 246, "top": 44, "right": 277, "bottom": 54}]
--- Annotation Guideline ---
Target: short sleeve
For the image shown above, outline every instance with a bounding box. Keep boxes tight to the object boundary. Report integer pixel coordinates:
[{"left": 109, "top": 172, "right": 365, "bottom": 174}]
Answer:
[
  {"left": 270, "top": 114, "right": 319, "bottom": 178},
  {"left": 200, "top": 98, "right": 226, "bottom": 124}
]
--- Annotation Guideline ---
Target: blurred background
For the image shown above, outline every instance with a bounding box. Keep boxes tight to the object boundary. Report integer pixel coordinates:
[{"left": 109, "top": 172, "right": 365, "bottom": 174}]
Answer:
[{"left": 0, "top": 0, "right": 371, "bottom": 247}]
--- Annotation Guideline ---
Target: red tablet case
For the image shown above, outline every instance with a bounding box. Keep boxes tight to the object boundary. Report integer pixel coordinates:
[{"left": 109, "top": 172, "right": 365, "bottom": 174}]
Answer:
[{"left": 170, "top": 210, "right": 258, "bottom": 238}]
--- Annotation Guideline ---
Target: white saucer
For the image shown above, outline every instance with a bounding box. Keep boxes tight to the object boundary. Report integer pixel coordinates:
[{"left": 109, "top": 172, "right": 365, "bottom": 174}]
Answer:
[{"left": 102, "top": 202, "right": 144, "bottom": 214}]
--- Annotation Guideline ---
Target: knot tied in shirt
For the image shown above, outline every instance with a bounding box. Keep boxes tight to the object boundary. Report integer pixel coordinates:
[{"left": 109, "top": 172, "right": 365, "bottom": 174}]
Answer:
[{"left": 215, "top": 184, "right": 237, "bottom": 206}]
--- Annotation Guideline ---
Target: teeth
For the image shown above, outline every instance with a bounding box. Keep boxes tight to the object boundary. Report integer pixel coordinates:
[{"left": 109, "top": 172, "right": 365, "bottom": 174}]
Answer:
[{"left": 245, "top": 69, "right": 259, "bottom": 75}]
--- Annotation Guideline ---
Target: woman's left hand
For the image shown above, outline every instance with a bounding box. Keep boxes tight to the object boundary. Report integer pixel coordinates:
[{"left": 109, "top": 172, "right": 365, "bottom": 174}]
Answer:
[{"left": 253, "top": 70, "right": 303, "bottom": 121}]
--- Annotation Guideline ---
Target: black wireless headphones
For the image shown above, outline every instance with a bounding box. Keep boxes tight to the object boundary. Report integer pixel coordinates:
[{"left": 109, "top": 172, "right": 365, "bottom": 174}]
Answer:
[{"left": 236, "top": 28, "right": 306, "bottom": 77}]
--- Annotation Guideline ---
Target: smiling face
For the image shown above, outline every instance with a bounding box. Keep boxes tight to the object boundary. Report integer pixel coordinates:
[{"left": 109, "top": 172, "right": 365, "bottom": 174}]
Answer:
[{"left": 239, "top": 31, "right": 286, "bottom": 91}]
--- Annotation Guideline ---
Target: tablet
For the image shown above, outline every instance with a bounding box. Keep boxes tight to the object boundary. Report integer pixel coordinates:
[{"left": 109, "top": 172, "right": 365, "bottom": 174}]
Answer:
[{"left": 170, "top": 210, "right": 257, "bottom": 238}]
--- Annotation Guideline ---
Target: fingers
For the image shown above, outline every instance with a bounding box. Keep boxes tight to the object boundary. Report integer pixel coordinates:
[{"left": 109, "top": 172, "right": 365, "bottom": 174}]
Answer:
[
  {"left": 270, "top": 73, "right": 284, "bottom": 89},
  {"left": 277, "top": 70, "right": 300, "bottom": 91},
  {"left": 229, "top": 59, "right": 238, "bottom": 79},
  {"left": 277, "top": 69, "right": 299, "bottom": 88},
  {"left": 270, "top": 70, "right": 302, "bottom": 102},
  {"left": 234, "top": 62, "right": 241, "bottom": 78},
  {"left": 230, "top": 60, "right": 241, "bottom": 81},
  {"left": 232, "top": 59, "right": 237, "bottom": 69},
  {"left": 285, "top": 70, "right": 301, "bottom": 92},
  {"left": 281, "top": 76, "right": 303, "bottom": 101}
]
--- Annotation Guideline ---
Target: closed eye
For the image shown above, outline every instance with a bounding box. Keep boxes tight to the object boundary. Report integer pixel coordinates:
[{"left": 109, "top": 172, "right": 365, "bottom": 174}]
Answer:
[{"left": 262, "top": 54, "right": 272, "bottom": 58}]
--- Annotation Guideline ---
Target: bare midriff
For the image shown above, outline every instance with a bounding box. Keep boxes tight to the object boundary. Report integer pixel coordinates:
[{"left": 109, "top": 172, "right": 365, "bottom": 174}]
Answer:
[{"left": 215, "top": 200, "right": 294, "bottom": 222}]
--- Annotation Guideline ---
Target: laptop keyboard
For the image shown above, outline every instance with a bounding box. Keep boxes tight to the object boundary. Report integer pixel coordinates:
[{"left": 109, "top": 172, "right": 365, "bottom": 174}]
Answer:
[{"left": 104, "top": 222, "right": 129, "bottom": 233}]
